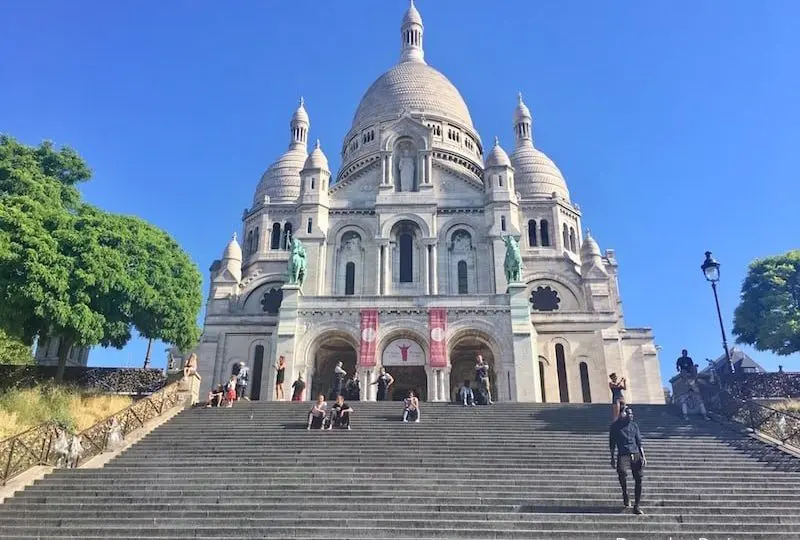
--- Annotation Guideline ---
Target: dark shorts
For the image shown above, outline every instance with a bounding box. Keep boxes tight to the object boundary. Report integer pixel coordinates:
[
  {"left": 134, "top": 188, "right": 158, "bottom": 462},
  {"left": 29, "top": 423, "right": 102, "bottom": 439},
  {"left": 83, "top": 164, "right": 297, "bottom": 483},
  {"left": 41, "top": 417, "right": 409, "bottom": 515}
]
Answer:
[{"left": 617, "top": 454, "right": 644, "bottom": 478}]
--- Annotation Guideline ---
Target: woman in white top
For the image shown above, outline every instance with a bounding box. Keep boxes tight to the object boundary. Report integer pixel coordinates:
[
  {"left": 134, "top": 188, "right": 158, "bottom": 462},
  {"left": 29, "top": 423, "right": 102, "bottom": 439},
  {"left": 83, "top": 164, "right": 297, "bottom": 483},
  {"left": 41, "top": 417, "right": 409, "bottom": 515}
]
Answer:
[
  {"left": 307, "top": 394, "right": 328, "bottom": 430},
  {"left": 402, "top": 391, "right": 420, "bottom": 423}
]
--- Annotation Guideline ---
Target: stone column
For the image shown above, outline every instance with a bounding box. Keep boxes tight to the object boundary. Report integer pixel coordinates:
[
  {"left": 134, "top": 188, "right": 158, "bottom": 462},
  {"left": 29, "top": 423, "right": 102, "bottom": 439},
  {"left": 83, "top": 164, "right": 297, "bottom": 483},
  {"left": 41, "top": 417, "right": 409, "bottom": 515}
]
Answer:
[
  {"left": 381, "top": 153, "right": 387, "bottom": 184},
  {"left": 382, "top": 242, "right": 391, "bottom": 295},
  {"left": 507, "top": 282, "right": 540, "bottom": 402},
  {"left": 431, "top": 243, "right": 439, "bottom": 295},
  {"left": 359, "top": 369, "right": 372, "bottom": 402},
  {"left": 425, "top": 153, "right": 432, "bottom": 184},
  {"left": 422, "top": 243, "right": 430, "bottom": 295},
  {"left": 437, "top": 369, "right": 446, "bottom": 402},
  {"left": 386, "top": 154, "right": 393, "bottom": 186}
]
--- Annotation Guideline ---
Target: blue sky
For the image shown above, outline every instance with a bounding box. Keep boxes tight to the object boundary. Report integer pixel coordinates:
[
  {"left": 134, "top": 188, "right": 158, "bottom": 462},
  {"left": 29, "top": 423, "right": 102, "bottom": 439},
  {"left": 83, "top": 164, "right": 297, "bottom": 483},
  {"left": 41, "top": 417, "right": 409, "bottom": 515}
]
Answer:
[{"left": 1, "top": 1, "right": 798, "bottom": 386}]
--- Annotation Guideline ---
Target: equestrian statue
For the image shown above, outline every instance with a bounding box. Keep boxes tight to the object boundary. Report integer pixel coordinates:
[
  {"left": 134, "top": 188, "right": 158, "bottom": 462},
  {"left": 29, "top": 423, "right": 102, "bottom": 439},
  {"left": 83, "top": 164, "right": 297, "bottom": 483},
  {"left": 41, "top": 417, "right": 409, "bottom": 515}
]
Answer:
[
  {"left": 287, "top": 238, "right": 308, "bottom": 288},
  {"left": 502, "top": 235, "right": 523, "bottom": 283}
]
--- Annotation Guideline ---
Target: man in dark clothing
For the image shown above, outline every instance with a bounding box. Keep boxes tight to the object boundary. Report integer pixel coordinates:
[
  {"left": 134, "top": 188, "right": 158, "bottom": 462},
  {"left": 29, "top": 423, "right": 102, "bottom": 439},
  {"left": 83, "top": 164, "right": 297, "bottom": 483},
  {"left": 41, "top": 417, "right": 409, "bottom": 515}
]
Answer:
[
  {"left": 291, "top": 375, "right": 306, "bottom": 401},
  {"left": 609, "top": 405, "right": 647, "bottom": 515},
  {"left": 676, "top": 349, "right": 695, "bottom": 376}
]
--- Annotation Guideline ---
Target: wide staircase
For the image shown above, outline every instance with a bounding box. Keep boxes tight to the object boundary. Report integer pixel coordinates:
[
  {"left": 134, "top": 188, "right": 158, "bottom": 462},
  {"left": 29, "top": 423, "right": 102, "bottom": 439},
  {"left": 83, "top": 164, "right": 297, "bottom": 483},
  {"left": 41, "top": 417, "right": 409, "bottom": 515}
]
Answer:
[{"left": 2, "top": 402, "right": 800, "bottom": 539}]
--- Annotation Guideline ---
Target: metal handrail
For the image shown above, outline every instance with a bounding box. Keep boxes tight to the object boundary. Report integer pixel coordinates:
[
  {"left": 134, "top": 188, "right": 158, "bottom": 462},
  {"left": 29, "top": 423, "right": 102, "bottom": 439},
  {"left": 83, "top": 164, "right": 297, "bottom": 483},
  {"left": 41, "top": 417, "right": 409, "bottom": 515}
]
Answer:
[
  {"left": 0, "top": 377, "right": 186, "bottom": 485},
  {"left": 717, "top": 397, "right": 800, "bottom": 450}
]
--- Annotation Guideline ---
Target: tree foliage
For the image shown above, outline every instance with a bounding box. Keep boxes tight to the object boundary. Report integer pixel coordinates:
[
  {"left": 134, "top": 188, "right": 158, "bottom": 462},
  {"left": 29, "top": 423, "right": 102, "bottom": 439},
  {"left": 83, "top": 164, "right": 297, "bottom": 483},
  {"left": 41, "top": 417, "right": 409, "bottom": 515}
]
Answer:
[
  {"left": 0, "top": 135, "right": 202, "bottom": 378},
  {"left": 733, "top": 250, "right": 800, "bottom": 356},
  {"left": 0, "top": 327, "right": 34, "bottom": 365}
]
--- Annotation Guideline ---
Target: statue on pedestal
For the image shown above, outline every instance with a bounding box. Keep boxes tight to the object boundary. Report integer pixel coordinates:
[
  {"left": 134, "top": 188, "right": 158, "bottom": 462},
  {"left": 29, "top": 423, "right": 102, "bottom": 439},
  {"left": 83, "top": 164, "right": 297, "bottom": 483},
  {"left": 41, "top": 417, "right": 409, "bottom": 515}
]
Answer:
[
  {"left": 398, "top": 149, "right": 415, "bottom": 192},
  {"left": 502, "top": 235, "right": 523, "bottom": 283},
  {"left": 287, "top": 238, "right": 307, "bottom": 288}
]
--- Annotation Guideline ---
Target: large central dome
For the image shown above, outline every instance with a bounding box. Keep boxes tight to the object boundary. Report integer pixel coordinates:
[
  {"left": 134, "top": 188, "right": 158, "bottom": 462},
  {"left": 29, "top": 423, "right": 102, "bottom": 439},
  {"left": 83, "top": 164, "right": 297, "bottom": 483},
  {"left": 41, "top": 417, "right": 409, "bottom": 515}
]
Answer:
[{"left": 352, "top": 62, "right": 475, "bottom": 130}]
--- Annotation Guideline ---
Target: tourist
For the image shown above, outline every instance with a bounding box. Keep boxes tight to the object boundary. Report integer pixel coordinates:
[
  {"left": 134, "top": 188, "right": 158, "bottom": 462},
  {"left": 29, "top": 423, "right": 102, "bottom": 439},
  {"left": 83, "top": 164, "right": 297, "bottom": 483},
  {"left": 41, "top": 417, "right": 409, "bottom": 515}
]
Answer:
[
  {"left": 676, "top": 349, "right": 696, "bottom": 377},
  {"left": 236, "top": 361, "right": 249, "bottom": 401},
  {"left": 330, "top": 361, "right": 347, "bottom": 400},
  {"left": 307, "top": 394, "right": 328, "bottom": 430},
  {"left": 459, "top": 380, "right": 475, "bottom": 406},
  {"left": 330, "top": 394, "right": 354, "bottom": 430},
  {"left": 402, "top": 390, "right": 420, "bottom": 423},
  {"left": 291, "top": 374, "right": 306, "bottom": 401},
  {"left": 206, "top": 384, "right": 225, "bottom": 407},
  {"left": 609, "top": 405, "right": 646, "bottom": 515},
  {"left": 475, "top": 355, "right": 493, "bottom": 404},
  {"left": 183, "top": 353, "right": 198, "bottom": 379},
  {"left": 275, "top": 356, "right": 286, "bottom": 401},
  {"left": 345, "top": 373, "right": 361, "bottom": 401},
  {"left": 225, "top": 375, "right": 237, "bottom": 407},
  {"left": 371, "top": 367, "right": 395, "bottom": 401},
  {"left": 680, "top": 379, "right": 711, "bottom": 421},
  {"left": 609, "top": 373, "right": 627, "bottom": 420}
]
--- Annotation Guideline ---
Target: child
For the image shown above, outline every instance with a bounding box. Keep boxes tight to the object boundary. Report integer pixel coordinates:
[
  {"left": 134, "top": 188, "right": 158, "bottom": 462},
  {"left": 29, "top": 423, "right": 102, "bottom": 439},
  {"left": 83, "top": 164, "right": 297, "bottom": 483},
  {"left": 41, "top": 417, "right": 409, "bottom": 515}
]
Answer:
[{"left": 226, "top": 376, "right": 237, "bottom": 407}]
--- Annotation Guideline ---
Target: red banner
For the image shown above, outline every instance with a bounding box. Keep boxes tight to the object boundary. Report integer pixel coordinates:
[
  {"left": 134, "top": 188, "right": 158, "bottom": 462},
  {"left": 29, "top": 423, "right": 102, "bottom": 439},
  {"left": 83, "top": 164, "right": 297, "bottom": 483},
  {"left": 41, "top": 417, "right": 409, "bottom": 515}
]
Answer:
[
  {"left": 429, "top": 308, "right": 448, "bottom": 368},
  {"left": 359, "top": 309, "right": 379, "bottom": 367}
]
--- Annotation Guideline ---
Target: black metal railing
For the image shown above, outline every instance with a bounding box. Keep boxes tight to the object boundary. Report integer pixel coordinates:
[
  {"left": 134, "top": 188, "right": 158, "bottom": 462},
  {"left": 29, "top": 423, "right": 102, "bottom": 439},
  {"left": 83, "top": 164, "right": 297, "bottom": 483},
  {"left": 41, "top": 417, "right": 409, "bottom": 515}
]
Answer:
[
  {"left": 716, "top": 398, "right": 800, "bottom": 451},
  {"left": 0, "top": 378, "right": 184, "bottom": 485}
]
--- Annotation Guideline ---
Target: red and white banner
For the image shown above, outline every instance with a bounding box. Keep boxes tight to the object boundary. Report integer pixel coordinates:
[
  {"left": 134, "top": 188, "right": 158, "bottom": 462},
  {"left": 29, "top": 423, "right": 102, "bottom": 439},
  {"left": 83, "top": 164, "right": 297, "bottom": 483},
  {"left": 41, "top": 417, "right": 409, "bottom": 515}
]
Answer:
[
  {"left": 358, "top": 309, "right": 379, "bottom": 368},
  {"left": 429, "top": 308, "right": 448, "bottom": 368}
]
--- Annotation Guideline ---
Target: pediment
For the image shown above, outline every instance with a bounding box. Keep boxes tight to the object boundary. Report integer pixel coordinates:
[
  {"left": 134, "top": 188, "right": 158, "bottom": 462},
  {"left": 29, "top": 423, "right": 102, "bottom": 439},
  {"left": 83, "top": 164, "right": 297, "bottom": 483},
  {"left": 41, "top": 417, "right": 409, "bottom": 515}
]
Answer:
[
  {"left": 329, "top": 164, "right": 381, "bottom": 203},
  {"left": 381, "top": 116, "right": 432, "bottom": 150},
  {"left": 433, "top": 168, "right": 485, "bottom": 204}
]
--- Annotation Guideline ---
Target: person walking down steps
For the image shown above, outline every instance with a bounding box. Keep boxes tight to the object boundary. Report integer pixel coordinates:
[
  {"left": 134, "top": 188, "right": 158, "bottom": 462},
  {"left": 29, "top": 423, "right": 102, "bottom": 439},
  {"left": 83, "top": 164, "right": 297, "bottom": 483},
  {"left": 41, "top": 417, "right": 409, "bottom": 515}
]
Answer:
[{"left": 609, "top": 405, "right": 647, "bottom": 515}]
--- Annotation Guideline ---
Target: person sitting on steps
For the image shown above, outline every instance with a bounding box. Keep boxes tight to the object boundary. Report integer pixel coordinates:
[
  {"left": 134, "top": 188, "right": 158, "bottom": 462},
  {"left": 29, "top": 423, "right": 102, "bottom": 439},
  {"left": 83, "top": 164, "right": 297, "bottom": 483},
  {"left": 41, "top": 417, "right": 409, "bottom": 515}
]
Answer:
[
  {"left": 458, "top": 380, "right": 475, "bottom": 406},
  {"left": 307, "top": 394, "right": 328, "bottom": 430},
  {"left": 609, "top": 373, "right": 627, "bottom": 420},
  {"left": 402, "top": 390, "right": 420, "bottom": 423},
  {"left": 371, "top": 367, "right": 394, "bottom": 401},
  {"left": 183, "top": 353, "right": 198, "bottom": 379},
  {"left": 680, "top": 378, "right": 711, "bottom": 421},
  {"left": 330, "top": 394, "right": 354, "bottom": 430},
  {"left": 206, "top": 384, "right": 224, "bottom": 407}
]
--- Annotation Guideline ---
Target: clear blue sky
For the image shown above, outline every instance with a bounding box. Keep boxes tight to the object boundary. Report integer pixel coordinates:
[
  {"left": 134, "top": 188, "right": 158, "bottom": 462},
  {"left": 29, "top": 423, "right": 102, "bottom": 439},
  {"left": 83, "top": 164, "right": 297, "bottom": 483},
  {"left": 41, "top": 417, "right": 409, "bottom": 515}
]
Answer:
[{"left": 1, "top": 1, "right": 798, "bottom": 386}]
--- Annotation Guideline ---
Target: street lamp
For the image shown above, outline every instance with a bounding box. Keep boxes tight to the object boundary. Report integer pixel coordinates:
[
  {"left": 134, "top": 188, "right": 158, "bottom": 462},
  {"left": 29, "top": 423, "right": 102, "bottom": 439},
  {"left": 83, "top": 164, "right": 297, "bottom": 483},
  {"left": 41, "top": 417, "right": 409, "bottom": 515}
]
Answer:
[{"left": 701, "top": 251, "right": 733, "bottom": 376}]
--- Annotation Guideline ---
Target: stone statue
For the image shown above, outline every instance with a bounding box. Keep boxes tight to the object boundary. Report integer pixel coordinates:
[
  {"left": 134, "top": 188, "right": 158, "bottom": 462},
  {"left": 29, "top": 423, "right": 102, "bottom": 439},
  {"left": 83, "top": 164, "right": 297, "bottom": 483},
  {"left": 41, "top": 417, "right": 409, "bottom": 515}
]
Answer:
[
  {"left": 502, "top": 235, "right": 523, "bottom": 283},
  {"left": 452, "top": 231, "right": 472, "bottom": 251},
  {"left": 287, "top": 238, "right": 308, "bottom": 288},
  {"left": 398, "top": 149, "right": 415, "bottom": 192}
]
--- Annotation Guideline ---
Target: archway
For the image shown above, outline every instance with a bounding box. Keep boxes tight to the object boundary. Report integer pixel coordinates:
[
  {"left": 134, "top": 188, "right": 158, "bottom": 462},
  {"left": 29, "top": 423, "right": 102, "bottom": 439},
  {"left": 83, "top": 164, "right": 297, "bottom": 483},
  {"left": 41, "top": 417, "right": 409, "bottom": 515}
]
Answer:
[
  {"left": 311, "top": 336, "right": 357, "bottom": 400},
  {"left": 380, "top": 334, "right": 428, "bottom": 401},
  {"left": 449, "top": 335, "right": 497, "bottom": 403}
]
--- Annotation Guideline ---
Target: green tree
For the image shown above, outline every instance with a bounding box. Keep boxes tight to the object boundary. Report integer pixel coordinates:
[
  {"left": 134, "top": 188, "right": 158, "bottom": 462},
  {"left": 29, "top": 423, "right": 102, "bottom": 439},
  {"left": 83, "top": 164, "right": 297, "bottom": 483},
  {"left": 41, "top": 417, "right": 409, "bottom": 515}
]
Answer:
[
  {"left": 733, "top": 250, "right": 800, "bottom": 356},
  {"left": 0, "top": 327, "right": 34, "bottom": 365},
  {"left": 0, "top": 136, "right": 202, "bottom": 379}
]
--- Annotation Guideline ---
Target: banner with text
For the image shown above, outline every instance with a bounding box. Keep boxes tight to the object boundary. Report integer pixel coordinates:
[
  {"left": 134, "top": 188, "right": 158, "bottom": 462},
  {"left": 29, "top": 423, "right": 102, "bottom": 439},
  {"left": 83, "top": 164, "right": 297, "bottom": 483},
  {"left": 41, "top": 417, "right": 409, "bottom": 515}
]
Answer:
[
  {"left": 429, "top": 308, "right": 448, "bottom": 368},
  {"left": 359, "top": 309, "right": 379, "bottom": 367}
]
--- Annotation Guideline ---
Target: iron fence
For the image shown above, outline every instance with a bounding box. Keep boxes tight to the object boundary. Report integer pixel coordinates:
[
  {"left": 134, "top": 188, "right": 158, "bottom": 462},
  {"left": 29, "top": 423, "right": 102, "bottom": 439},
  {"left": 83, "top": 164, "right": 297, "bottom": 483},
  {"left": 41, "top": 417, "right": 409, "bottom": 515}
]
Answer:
[
  {"left": 1, "top": 379, "right": 183, "bottom": 485},
  {"left": 717, "top": 398, "right": 800, "bottom": 451}
]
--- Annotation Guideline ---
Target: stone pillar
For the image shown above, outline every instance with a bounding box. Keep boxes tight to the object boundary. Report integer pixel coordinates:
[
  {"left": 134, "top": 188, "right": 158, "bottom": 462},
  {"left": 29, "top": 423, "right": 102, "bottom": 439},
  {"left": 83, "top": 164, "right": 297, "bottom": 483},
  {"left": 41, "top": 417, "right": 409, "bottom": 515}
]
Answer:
[
  {"left": 425, "top": 367, "right": 436, "bottom": 402},
  {"left": 437, "top": 369, "right": 446, "bottom": 402},
  {"left": 375, "top": 245, "right": 383, "bottom": 295},
  {"left": 431, "top": 243, "right": 439, "bottom": 295},
  {"left": 269, "top": 284, "right": 301, "bottom": 401},
  {"left": 425, "top": 153, "right": 432, "bottom": 184},
  {"left": 382, "top": 243, "right": 391, "bottom": 295},
  {"left": 381, "top": 153, "right": 387, "bottom": 184},
  {"left": 386, "top": 154, "right": 393, "bottom": 186},
  {"left": 359, "top": 369, "right": 373, "bottom": 402},
  {"left": 507, "top": 282, "right": 540, "bottom": 402},
  {"left": 422, "top": 244, "right": 430, "bottom": 295}
]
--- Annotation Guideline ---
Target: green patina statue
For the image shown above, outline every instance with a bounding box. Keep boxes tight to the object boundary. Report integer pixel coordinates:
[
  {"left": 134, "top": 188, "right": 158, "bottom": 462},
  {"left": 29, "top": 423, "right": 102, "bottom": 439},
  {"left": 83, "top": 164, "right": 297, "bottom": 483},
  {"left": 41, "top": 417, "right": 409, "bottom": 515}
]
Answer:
[
  {"left": 287, "top": 238, "right": 307, "bottom": 288},
  {"left": 502, "top": 235, "right": 523, "bottom": 283}
]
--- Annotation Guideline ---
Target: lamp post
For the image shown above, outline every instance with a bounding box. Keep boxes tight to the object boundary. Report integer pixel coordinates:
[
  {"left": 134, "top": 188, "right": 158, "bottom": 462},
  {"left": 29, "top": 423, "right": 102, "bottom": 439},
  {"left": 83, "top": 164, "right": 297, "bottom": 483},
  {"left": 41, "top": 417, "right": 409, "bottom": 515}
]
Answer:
[{"left": 700, "top": 251, "right": 733, "bottom": 377}]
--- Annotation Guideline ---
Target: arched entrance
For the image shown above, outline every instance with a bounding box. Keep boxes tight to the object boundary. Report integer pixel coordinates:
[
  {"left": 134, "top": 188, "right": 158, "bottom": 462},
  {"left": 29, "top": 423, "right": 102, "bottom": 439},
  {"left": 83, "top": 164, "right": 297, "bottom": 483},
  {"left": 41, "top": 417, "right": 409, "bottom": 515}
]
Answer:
[
  {"left": 450, "top": 334, "right": 497, "bottom": 403},
  {"left": 380, "top": 334, "right": 428, "bottom": 401},
  {"left": 311, "top": 336, "right": 357, "bottom": 400}
]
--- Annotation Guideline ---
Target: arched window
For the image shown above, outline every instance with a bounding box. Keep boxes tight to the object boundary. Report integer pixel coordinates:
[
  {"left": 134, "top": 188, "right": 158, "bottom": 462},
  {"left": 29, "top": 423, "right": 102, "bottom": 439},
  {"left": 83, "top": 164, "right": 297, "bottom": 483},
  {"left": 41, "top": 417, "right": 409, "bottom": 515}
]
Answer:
[
  {"left": 457, "top": 260, "right": 468, "bottom": 294},
  {"left": 555, "top": 343, "right": 569, "bottom": 403},
  {"left": 399, "top": 232, "right": 413, "bottom": 283},
  {"left": 253, "top": 227, "right": 259, "bottom": 254},
  {"left": 500, "top": 216, "right": 506, "bottom": 232},
  {"left": 579, "top": 362, "right": 592, "bottom": 403},
  {"left": 270, "top": 223, "right": 281, "bottom": 250},
  {"left": 498, "top": 175, "right": 504, "bottom": 187},
  {"left": 345, "top": 262, "right": 356, "bottom": 296},
  {"left": 311, "top": 177, "right": 316, "bottom": 190},
  {"left": 250, "top": 345, "right": 264, "bottom": 400},
  {"left": 282, "top": 223, "right": 293, "bottom": 250},
  {"left": 540, "top": 220, "right": 550, "bottom": 247},
  {"left": 539, "top": 361, "right": 547, "bottom": 402},
  {"left": 569, "top": 227, "right": 577, "bottom": 252},
  {"left": 307, "top": 218, "right": 313, "bottom": 234},
  {"left": 563, "top": 224, "right": 570, "bottom": 251},
  {"left": 528, "top": 220, "right": 537, "bottom": 247},
  {"left": 246, "top": 230, "right": 253, "bottom": 255}
]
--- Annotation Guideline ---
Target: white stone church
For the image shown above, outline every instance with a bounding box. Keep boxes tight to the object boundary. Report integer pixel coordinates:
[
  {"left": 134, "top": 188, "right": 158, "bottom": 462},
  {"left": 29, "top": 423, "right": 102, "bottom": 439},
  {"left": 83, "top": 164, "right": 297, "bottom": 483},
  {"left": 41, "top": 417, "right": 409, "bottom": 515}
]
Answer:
[{"left": 195, "top": 1, "right": 664, "bottom": 404}]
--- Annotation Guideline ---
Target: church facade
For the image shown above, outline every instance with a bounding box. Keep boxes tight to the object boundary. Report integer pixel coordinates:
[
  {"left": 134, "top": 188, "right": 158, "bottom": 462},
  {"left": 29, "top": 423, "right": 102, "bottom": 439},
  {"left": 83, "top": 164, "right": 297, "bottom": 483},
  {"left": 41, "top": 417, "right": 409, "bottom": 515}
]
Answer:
[{"left": 196, "top": 1, "right": 664, "bottom": 404}]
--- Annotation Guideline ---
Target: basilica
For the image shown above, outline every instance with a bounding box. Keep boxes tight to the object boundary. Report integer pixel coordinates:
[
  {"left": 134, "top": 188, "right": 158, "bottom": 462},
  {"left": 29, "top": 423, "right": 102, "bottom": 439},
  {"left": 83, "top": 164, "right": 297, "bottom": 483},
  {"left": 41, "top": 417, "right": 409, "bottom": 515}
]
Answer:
[{"left": 195, "top": 1, "right": 664, "bottom": 404}]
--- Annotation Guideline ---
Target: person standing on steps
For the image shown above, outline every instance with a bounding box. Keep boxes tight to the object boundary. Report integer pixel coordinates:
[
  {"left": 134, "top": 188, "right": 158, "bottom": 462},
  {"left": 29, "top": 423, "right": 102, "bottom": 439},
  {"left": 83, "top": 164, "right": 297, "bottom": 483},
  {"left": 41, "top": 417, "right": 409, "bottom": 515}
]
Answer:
[
  {"left": 225, "top": 375, "right": 237, "bottom": 407},
  {"left": 274, "top": 356, "right": 286, "bottom": 400},
  {"left": 402, "top": 390, "right": 420, "bottom": 422},
  {"left": 371, "top": 367, "right": 395, "bottom": 401},
  {"left": 307, "top": 394, "right": 328, "bottom": 430},
  {"left": 345, "top": 372, "right": 361, "bottom": 401},
  {"left": 236, "top": 362, "right": 249, "bottom": 401},
  {"left": 475, "top": 355, "right": 493, "bottom": 404},
  {"left": 609, "top": 373, "right": 627, "bottom": 420},
  {"left": 609, "top": 405, "right": 646, "bottom": 515},
  {"left": 330, "top": 361, "right": 347, "bottom": 400},
  {"left": 291, "top": 374, "right": 306, "bottom": 401}
]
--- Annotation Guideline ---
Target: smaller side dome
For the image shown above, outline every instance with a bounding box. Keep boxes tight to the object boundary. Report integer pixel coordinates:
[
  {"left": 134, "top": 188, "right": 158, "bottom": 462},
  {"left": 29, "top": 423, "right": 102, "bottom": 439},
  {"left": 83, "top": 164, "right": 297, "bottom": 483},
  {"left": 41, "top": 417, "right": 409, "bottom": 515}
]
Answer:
[
  {"left": 580, "top": 230, "right": 602, "bottom": 258},
  {"left": 485, "top": 137, "right": 510, "bottom": 168},
  {"left": 223, "top": 232, "right": 242, "bottom": 262},
  {"left": 303, "top": 140, "right": 329, "bottom": 171}
]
